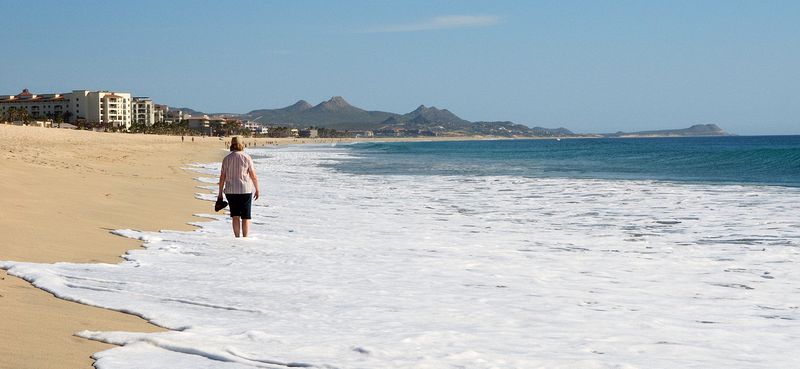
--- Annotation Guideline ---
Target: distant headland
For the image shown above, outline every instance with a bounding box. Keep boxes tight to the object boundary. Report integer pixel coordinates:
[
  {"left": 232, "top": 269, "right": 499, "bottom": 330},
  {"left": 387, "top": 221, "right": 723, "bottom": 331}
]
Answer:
[{"left": 597, "top": 124, "right": 730, "bottom": 138}]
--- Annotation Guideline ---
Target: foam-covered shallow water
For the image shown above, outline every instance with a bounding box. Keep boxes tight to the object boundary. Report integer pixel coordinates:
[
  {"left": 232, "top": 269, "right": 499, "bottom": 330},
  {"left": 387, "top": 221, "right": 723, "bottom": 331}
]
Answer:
[{"left": 2, "top": 144, "right": 799, "bottom": 368}]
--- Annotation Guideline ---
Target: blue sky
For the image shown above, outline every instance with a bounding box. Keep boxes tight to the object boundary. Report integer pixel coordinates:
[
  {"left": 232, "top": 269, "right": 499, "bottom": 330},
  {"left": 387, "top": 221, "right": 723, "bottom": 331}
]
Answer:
[{"left": 2, "top": 0, "right": 798, "bottom": 134}]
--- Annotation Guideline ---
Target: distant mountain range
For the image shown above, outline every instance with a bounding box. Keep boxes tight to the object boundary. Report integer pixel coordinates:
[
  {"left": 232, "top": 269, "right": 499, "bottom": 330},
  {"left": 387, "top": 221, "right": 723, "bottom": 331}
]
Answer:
[
  {"left": 243, "top": 96, "right": 397, "bottom": 131},
  {"left": 176, "top": 97, "right": 729, "bottom": 137},
  {"left": 177, "top": 96, "right": 571, "bottom": 137}
]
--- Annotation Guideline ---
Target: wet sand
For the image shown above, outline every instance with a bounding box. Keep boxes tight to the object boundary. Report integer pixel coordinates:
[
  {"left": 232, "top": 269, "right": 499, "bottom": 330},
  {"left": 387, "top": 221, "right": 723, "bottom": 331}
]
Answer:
[
  {"left": 0, "top": 125, "right": 498, "bottom": 368},
  {"left": 0, "top": 125, "right": 224, "bottom": 369}
]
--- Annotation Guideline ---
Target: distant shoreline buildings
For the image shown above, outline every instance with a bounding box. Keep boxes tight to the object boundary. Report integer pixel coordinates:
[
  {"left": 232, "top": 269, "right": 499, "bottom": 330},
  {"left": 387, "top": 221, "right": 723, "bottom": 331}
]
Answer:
[
  {"left": 1, "top": 90, "right": 400, "bottom": 139},
  {"left": 1, "top": 88, "right": 526, "bottom": 138},
  {"left": 0, "top": 88, "right": 284, "bottom": 137},
  {"left": 0, "top": 88, "right": 189, "bottom": 130}
]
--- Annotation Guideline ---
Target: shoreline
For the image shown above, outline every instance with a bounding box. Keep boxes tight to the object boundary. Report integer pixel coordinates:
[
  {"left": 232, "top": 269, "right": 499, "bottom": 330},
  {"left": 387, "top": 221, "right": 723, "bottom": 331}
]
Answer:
[
  {"left": 0, "top": 125, "right": 225, "bottom": 369},
  {"left": 0, "top": 125, "right": 500, "bottom": 368},
  {"left": 10, "top": 139, "right": 796, "bottom": 367},
  {"left": 0, "top": 125, "right": 769, "bottom": 368},
  {"left": 1, "top": 125, "right": 796, "bottom": 367}
]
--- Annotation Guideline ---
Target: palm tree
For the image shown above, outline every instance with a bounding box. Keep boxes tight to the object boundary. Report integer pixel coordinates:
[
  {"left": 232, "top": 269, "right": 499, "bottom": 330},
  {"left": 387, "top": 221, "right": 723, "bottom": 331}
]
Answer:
[
  {"left": 2, "top": 107, "right": 13, "bottom": 122},
  {"left": 9, "top": 107, "right": 31, "bottom": 123},
  {"left": 7, "top": 107, "right": 21, "bottom": 122}
]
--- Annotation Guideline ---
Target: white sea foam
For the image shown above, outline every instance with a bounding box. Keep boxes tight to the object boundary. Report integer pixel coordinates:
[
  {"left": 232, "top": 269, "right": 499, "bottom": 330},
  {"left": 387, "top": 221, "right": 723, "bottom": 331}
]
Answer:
[{"left": 2, "top": 145, "right": 799, "bottom": 368}]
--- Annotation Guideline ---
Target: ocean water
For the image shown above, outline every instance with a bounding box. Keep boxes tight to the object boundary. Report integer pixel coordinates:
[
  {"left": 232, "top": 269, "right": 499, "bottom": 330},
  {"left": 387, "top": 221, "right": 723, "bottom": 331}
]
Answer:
[
  {"left": 2, "top": 138, "right": 800, "bottom": 368},
  {"left": 331, "top": 136, "right": 800, "bottom": 186}
]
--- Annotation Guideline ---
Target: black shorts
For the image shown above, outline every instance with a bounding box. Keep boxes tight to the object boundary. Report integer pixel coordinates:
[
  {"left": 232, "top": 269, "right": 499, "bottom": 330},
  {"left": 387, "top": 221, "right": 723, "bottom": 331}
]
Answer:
[{"left": 225, "top": 193, "right": 252, "bottom": 219}]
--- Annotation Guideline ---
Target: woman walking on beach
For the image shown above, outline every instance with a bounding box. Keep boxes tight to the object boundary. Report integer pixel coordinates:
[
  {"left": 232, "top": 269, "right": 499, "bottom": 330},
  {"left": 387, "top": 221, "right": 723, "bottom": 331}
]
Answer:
[{"left": 218, "top": 136, "right": 260, "bottom": 237}]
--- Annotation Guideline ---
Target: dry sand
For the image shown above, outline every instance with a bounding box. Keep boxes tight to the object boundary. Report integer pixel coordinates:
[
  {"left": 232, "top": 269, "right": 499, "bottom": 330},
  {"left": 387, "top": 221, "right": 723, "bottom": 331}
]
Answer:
[
  {"left": 0, "top": 125, "right": 227, "bottom": 369},
  {"left": 0, "top": 125, "right": 496, "bottom": 369}
]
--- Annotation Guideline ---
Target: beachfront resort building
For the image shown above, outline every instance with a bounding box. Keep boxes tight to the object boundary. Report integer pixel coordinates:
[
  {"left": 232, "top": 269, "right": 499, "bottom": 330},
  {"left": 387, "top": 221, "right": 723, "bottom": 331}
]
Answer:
[
  {"left": 243, "top": 121, "right": 269, "bottom": 135},
  {"left": 71, "top": 90, "right": 133, "bottom": 129},
  {"left": 152, "top": 104, "right": 188, "bottom": 125},
  {"left": 165, "top": 109, "right": 186, "bottom": 125},
  {"left": 154, "top": 104, "right": 167, "bottom": 123},
  {"left": 1, "top": 89, "right": 133, "bottom": 129},
  {"left": 186, "top": 115, "right": 227, "bottom": 135},
  {"left": 132, "top": 97, "right": 155, "bottom": 126},
  {"left": 0, "top": 89, "right": 69, "bottom": 121}
]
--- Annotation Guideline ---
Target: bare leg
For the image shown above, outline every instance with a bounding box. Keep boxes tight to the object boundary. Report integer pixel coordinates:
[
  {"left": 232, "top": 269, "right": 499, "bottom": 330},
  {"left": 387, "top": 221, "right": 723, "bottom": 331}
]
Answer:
[
  {"left": 232, "top": 216, "right": 241, "bottom": 238},
  {"left": 242, "top": 219, "right": 251, "bottom": 237}
]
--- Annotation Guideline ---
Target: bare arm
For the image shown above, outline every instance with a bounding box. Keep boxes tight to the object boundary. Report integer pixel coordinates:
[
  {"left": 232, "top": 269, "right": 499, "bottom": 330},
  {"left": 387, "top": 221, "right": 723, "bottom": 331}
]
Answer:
[
  {"left": 218, "top": 172, "right": 226, "bottom": 199},
  {"left": 248, "top": 166, "right": 260, "bottom": 201}
]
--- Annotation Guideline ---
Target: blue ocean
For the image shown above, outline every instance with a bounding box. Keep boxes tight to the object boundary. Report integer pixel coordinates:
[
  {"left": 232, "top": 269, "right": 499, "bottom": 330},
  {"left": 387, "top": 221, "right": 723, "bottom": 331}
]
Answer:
[{"left": 333, "top": 136, "right": 800, "bottom": 187}]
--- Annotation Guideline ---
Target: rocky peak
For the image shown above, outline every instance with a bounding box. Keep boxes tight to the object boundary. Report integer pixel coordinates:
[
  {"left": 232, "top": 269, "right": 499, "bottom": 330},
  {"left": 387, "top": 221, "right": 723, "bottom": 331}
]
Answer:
[
  {"left": 404, "top": 104, "right": 466, "bottom": 124},
  {"left": 317, "top": 96, "right": 353, "bottom": 110},
  {"left": 285, "top": 100, "right": 312, "bottom": 112}
]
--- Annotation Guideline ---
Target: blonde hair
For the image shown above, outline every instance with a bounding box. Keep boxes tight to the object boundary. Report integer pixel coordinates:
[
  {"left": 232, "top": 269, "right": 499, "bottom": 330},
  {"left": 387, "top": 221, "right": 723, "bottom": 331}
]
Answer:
[{"left": 230, "top": 136, "right": 244, "bottom": 151}]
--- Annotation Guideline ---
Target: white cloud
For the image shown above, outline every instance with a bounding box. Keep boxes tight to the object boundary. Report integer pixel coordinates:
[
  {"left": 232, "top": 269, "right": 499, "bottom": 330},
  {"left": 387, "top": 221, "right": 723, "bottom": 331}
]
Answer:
[{"left": 367, "top": 15, "right": 502, "bottom": 33}]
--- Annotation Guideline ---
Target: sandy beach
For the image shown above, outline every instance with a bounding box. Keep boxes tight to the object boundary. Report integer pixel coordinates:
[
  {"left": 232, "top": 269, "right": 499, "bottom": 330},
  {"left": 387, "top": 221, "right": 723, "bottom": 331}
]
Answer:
[
  {"left": 3, "top": 124, "right": 798, "bottom": 368},
  {"left": 0, "top": 125, "right": 488, "bottom": 369},
  {"left": 0, "top": 125, "right": 227, "bottom": 369}
]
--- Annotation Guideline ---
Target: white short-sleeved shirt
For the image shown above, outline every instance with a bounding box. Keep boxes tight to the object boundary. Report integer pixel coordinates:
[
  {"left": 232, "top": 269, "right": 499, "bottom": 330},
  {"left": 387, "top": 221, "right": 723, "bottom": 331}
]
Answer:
[{"left": 221, "top": 151, "right": 255, "bottom": 194}]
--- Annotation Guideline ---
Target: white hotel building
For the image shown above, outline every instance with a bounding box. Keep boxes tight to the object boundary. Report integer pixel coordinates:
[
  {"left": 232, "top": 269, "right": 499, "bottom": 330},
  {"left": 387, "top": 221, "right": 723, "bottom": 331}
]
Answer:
[
  {"left": 132, "top": 96, "right": 155, "bottom": 126},
  {"left": 1, "top": 89, "right": 133, "bottom": 129}
]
